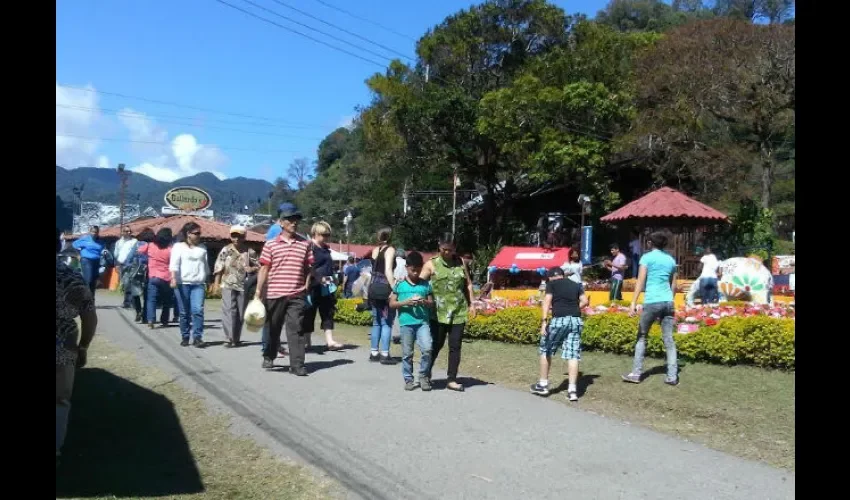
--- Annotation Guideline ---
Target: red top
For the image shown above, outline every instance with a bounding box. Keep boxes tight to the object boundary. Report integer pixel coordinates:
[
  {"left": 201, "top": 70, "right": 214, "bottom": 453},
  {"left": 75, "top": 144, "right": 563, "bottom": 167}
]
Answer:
[
  {"left": 139, "top": 243, "right": 173, "bottom": 281},
  {"left": 260, "top": 233, "right": 314, "bottom": 299}
]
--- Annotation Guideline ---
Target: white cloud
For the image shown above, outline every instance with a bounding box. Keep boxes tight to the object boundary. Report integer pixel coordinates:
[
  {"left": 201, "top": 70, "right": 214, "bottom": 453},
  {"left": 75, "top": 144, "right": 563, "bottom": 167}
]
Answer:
[
  {"left": 57, "top": 82, "right": 231, "bottom": 181},
  {"left": 129, "top": 133, "right": 228, "bottom": 182},
  {"left": 56, "top": 82, "right": 105, "bottom": 167}
]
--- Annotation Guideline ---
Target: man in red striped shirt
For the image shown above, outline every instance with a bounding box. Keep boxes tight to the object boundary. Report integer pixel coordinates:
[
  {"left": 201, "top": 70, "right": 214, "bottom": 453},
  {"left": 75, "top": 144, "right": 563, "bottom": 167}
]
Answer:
[{"left": 255, "top": 203, "right": 314, "bottom": 375}]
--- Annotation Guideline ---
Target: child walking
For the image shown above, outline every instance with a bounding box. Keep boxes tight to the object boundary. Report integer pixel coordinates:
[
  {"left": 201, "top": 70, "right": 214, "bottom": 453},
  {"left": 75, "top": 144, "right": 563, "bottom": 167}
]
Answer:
[
  {"left": 389, "top": 252, "right": 434, "bottom": 391},
  {"left": 531, "top": 267, "right": 588, "bottom": 402}
]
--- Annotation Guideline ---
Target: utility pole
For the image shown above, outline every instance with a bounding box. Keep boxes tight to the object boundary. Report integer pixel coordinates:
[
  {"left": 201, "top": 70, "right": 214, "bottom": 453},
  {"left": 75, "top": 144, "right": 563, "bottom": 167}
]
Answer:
[{"left": 117, "top": 163, "right": 129, "bottom": 230}]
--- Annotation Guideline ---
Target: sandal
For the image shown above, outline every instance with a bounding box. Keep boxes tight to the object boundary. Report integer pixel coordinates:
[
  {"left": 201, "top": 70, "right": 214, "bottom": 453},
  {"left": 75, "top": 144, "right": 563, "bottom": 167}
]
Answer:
[{"left": 327, "top": 343, "right": 344, "bottom": 351}]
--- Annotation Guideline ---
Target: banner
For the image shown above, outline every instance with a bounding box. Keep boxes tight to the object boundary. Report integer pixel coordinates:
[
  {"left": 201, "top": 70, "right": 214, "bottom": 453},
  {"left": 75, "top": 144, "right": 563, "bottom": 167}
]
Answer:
[{"left": 581, "top": 226, "right": 593, "bottom": 265}]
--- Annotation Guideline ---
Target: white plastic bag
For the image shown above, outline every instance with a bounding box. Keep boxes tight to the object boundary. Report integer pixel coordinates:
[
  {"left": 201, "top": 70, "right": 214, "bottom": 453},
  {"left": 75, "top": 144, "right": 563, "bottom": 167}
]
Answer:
[{"left": 244, "top": 299, "right": 266, "bottom": 332}]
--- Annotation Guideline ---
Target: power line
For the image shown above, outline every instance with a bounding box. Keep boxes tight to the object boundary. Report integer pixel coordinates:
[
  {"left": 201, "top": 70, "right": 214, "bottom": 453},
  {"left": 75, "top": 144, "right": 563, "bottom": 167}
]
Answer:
[
  {"left": 57, "top": 103, "right": 324, "bottom": 130},
  {"left": 57, "top": 84, "right": 325, "bottom": 126},
  {"left": 56, "top": 104, "right": 324, "bottom": 140},
  {"left": 309, "top": 0, "right": 417, "bottom": 42},
  {"left": 212, "top": 0, "right": 386, "bottom": 68},
  {"left": 56, "top": 134, "right": 305, "bottom": 154},
  {"left": 268, "top": 0, "right": 414, "bottom": 61},
  {"left": 234, "top": 0, "right": 397, "bottom": 63}
]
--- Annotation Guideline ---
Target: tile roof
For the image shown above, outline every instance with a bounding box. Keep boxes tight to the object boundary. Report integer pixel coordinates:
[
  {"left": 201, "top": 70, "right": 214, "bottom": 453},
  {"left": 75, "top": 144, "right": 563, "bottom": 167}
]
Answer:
[
  {"left": 600, "top": 187, "right": 728, "bottom": 223},
  {"left": 67, "top": 215, "right": 265, "bottom": 243}
]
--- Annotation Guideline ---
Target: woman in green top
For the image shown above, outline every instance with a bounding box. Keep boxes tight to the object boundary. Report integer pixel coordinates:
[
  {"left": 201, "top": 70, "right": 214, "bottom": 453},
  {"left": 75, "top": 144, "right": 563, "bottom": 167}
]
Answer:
[{"left": 419, "top": 235, "right": 476, "bottom": 392}]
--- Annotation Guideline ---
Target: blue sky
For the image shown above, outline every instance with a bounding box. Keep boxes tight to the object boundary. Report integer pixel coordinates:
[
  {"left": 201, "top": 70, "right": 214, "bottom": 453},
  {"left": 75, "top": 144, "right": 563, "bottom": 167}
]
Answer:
[{"left": 56, "top": 0, "right": 609, "bottom": 183}]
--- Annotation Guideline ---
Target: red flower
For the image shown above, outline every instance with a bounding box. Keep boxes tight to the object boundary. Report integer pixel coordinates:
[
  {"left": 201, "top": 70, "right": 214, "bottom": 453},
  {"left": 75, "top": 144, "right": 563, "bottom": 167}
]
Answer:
[{"left": 704, "top": 318, "right": 718, "bottom": 326}]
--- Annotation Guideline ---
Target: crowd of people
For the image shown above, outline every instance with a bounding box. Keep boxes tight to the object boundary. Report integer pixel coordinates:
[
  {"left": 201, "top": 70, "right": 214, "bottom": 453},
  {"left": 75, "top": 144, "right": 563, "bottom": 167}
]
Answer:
[{"left": 56, "top": 201, "right": 684, "bottom": 462}]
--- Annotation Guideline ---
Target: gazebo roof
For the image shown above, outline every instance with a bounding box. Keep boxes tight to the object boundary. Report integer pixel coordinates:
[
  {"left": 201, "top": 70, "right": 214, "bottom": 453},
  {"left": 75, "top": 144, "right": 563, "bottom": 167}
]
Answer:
[
  {"left": 66, "top": 215, "right": 265, "bottom": 243},
  {"left": 600, "top": 187, "right": 728, "bottom": 223}
]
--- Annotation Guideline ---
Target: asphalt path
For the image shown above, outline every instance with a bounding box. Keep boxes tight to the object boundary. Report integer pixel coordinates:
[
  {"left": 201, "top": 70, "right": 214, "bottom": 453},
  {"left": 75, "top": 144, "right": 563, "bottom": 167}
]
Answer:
[{"left": 93, "top": 293, "right": 794, "bottom": 500}]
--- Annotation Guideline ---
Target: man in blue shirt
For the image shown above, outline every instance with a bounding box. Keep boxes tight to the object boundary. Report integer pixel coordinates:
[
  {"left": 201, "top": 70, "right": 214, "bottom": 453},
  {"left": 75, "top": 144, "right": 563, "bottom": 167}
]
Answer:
[
  {"left": 72, "top": 226, "right": 105, "bottom": 298},
  {"left": 623, "top": 230, "right": 680, "bottom": 386},
  {"left": 342, "top": 256, "right": 360, "bottom": 298}
]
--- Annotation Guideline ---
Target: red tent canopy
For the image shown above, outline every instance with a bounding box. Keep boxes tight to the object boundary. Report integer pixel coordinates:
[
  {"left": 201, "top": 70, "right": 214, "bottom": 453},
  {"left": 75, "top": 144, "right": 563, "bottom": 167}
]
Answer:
[{"left": 489, "top": 246, "right": 572, "bottom": 271}]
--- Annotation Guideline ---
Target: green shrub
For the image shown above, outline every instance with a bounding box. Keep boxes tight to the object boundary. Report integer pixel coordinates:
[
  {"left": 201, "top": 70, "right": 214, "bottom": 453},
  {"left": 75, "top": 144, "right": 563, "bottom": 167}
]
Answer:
[
  {"left": 335, "top": 298, "right": 372, "bottom": 326},
  {"left": 335, "top": 301, "right": 795, "bottom": 369}
]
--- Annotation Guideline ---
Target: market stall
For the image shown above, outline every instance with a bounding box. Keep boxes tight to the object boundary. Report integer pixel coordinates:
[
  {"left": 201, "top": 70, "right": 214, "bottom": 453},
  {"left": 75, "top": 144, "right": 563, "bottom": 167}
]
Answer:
[{"left": 487, "top": 246, "right": 573, "bottom": 288}]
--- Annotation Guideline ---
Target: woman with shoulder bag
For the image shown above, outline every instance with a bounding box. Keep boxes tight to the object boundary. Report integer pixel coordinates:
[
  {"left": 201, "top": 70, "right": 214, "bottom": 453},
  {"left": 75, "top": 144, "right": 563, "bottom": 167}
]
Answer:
[
  {"left": 303, "top": 221, "right": 344, "bottom": 351},
  {"left": 368, "top": 227, "right": 397, "bottom": 364}
]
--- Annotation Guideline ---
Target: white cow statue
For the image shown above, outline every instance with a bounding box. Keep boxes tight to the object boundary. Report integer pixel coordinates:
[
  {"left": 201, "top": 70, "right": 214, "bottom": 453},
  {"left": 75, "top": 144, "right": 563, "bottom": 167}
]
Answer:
[{"left": 687, "top": 256, "right": 774, "bottom": 305}]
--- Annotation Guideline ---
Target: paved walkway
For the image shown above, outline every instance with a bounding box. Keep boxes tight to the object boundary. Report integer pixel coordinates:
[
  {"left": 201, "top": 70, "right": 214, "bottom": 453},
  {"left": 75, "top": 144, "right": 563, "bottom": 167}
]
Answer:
[{"left": 94, "top": 294, "right": 794, "bottom": 500}]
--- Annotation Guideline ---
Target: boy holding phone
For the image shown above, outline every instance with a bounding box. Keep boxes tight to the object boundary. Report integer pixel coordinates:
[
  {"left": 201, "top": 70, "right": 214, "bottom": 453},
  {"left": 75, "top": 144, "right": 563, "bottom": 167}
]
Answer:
[{"left": 389, "top": 252, "right": 434, "bottom": 391}]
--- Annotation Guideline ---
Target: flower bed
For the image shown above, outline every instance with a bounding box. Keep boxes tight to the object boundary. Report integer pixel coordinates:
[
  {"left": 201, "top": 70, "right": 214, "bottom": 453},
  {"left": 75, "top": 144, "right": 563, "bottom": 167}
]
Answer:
[{"left": 334, "top": 298, "right": 795, "bottom": 369}]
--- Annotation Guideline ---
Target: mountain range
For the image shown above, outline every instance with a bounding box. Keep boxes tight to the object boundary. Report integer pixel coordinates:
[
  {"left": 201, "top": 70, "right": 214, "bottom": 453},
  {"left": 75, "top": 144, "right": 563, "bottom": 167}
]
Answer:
[{"left": 55, "top": 166, "right": 275, "bottom": 214}]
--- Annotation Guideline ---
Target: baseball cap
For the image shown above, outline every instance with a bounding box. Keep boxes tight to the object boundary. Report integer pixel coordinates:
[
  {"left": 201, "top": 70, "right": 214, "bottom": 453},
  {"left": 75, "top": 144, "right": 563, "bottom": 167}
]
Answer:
[
  {"left": 229, "top": 225, "right": 247, "bottom": 235},
  {"left": 277, "top": 202, "right": 303, "bottom": 219},
  {"left": 547, "top": 267, "right": 565, "bottom": 278}
]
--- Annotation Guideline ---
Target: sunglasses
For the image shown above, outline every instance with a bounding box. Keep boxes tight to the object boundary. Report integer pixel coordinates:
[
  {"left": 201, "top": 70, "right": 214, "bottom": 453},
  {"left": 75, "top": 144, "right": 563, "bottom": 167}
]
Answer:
[{"left": 230, "top": 233, "right": 245, "bottom": 238}]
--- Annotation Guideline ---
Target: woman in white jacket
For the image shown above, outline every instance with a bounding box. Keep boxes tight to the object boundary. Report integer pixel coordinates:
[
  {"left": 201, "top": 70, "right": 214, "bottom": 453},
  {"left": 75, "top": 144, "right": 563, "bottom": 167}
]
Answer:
[{"left": 170, "top": 222, "right": 210, "bottom": 347}]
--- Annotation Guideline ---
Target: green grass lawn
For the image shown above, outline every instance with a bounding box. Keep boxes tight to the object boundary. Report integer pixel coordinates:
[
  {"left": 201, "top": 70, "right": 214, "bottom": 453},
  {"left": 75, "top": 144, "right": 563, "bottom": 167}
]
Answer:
[
  {"left": 56, "top": 336, "right": 337, "bottom": 500},
  {"left": 329, "top": 323, "right": 795, "bottom": 470}
]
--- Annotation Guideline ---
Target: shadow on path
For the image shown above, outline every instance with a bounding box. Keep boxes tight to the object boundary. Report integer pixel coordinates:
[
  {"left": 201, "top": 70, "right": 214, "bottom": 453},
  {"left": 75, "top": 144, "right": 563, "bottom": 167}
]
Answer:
[{"left": 56, "top": 368, "right": 203, "bottom": 498}]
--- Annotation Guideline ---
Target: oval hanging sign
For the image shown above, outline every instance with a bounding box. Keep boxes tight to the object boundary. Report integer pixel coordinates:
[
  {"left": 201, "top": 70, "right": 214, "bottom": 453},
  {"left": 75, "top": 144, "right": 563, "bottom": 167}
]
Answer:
[{"left": 164, "top": 187, "right": 212, "bottom": 211}]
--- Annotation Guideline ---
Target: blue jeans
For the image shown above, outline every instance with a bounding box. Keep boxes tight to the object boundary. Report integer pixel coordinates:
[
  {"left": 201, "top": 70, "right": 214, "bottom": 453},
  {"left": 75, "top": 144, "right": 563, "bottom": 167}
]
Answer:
[
  {"left": 400, "top": 323, "right": 432, "bottom": 382},
  {"left": 146, "top": 277, "right": 173, "bottom": 324},
  {"left": 174, "top": 284, "right": 206, "bottom": 341},
  {"left": 699, "top": 277, "right": 719, "bottom": 304},
  {"left": 370, "top": 303, "right": 395, "bottom": 354},
  {"left": 80, "top": 258, "right": 100, "bottom": 297},
  {"left": 632, "top": 301, "right": 678, "bottom": 380}
]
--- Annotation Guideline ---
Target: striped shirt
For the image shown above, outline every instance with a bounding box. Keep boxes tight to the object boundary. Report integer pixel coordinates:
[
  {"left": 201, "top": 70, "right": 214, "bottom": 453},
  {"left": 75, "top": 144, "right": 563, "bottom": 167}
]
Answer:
[{"left": 259, "top": 233, "right": 314, "bottom": 299}]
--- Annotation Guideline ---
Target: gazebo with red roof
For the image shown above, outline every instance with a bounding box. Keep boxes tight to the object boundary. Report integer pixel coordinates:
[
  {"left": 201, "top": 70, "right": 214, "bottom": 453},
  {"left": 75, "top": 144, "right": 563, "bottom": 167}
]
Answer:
[{"left": 600, "top": 187, "right": 729, "bottom": 278}]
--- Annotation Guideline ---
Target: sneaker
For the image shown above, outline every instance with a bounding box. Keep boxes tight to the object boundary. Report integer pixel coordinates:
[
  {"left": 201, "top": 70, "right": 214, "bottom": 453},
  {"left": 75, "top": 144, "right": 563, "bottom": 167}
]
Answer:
[
  {"left": 135, "top": 312, "right": 143, "bottom": 322},
  {"left": 419, "top": 377, "right": 432, "bottom": 391},
  {"left": 530, "top": 383, "right": 550, "bottom": 396},
  {"left": 621, "top": 373, "right": 642, "bottom": 384},
  {"left": 223, "top": 341, "right": 233, "bottom": 348},
  {"left": 404, "top": 380, "right": 419, "bottom": 391},
  {"left": 664, "top": 377, "right": 679, "bottom": 386},
  {"left": 192, "top": 339, "right": 207, "bottom": 348},
  {"left": 567, "top": 390, "right": 579, "bottom": 402},
  {"left": 291, "top": 367, "right": 309, "bottom": 377},
  {"left": 180, "top": 339, "right": 190, "bottom": 347},
  {"left": 369, "top": 353, "right": 381, "bottom": 363},
  {"left": 379, "top": 354, "right": 395, "bottom": 365},
  {"left": 262, "top": 358, "right": 274, "bottom": 369}
]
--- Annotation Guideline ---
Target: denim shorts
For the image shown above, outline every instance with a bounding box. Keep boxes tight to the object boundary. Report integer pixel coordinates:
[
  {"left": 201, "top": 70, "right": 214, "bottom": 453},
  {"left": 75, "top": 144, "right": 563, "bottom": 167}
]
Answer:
[{"left": 538, "top": 316, "right": 583, "bottom": 360}]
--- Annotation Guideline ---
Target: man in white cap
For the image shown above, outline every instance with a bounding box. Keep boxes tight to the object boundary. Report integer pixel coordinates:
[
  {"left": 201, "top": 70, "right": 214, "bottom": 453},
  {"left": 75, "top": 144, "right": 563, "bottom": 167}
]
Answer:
[{"left": 212, "top": 225, "right": 258, "bottom": 348}]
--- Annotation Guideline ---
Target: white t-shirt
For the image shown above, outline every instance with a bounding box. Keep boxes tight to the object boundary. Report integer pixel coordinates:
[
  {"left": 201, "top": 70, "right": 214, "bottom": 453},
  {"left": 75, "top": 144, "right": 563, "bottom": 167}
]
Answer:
[
  {"left": 561, "top": 261, "right": 583, "bottom": 284},
  {"left": 169, "top": 242, "right": 210, "bottom": 284},
  {"left": 699, "top": 254, "right": 720, "bottom": 279}
]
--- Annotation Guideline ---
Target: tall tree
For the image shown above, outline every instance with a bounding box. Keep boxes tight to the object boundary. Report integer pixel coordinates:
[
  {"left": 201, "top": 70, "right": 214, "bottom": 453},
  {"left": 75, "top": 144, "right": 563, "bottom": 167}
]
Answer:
[
  {"left": 287, "top": 157, "right": 314, "bottom": 190},
  {"left": 626, "top": 18, "right": 795, "bottom": 209}
]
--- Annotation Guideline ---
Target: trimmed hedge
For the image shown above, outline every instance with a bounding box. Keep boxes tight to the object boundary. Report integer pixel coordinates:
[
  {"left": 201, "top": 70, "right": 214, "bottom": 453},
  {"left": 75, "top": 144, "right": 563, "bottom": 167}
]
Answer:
[{"left": 334, "top": 299, "right": 795, "bottom": 369}]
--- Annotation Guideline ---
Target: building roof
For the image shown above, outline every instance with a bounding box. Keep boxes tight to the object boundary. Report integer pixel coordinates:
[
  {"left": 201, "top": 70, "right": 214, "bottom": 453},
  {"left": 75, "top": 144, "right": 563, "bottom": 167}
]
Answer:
[
  {"left": 66, "top": 215, "right": 265, "bottom": 243},
  {"left": 600, "top": 187, "right": 728, "bottom": 223}
]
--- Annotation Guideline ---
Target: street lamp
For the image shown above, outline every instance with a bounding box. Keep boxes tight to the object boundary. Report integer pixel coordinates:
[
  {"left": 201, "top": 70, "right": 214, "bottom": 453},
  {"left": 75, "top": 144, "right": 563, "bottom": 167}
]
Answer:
[{"left": 343, "top": 210, "right": 353, "bottom": 255}]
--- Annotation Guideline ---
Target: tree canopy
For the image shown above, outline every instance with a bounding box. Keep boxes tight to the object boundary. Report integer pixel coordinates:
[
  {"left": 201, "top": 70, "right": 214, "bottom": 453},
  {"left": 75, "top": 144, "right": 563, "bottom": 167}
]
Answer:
[{"left": 291, "top": 0, "right": 794, "bottom": 251}]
